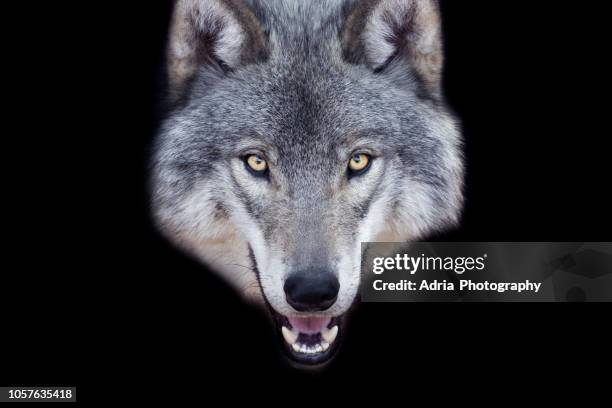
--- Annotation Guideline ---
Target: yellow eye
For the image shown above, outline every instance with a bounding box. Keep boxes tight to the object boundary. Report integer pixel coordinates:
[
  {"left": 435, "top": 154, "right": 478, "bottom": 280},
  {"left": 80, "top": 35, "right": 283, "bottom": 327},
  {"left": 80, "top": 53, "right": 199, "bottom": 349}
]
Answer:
[
  {"left": 348, "top": 153, "right": 371, "bottom": 173},
  {"left": 246, "top": 154, "right": 268, "bottom": 173}
]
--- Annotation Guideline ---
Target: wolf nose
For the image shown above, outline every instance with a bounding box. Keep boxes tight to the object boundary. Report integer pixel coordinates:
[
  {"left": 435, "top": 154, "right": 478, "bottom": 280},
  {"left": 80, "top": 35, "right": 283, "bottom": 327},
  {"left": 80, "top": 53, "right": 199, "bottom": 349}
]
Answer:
[{"left": 284, "top": 271, "right": 340, "bottom": 312}]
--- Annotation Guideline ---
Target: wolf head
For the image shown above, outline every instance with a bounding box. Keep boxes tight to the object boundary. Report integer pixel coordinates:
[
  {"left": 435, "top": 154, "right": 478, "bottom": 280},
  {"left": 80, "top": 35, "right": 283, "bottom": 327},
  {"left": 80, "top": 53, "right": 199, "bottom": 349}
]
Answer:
[{"left": 151, "top": 0, "right": 463, "bottom": 366}]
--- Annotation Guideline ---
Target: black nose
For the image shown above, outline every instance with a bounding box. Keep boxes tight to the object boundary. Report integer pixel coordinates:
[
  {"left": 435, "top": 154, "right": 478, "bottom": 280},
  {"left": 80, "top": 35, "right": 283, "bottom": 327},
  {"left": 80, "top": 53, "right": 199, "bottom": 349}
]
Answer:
[{"left": 284, "top": 271, "right": 340, "bottom": 312}]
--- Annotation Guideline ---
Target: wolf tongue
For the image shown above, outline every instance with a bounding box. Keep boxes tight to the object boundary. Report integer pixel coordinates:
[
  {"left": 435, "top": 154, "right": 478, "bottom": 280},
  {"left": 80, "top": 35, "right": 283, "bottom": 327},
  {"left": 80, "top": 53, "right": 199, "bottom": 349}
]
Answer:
[{"left": 287, "top": 316, "right": 331, "bottom": 335}]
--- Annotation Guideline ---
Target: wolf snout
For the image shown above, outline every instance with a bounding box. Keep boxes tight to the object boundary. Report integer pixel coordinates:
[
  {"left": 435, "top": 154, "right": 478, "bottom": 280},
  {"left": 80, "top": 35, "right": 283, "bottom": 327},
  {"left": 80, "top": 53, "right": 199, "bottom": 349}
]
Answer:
[{"left": 283, "top": 270, "right": 340, "bottom": 312}]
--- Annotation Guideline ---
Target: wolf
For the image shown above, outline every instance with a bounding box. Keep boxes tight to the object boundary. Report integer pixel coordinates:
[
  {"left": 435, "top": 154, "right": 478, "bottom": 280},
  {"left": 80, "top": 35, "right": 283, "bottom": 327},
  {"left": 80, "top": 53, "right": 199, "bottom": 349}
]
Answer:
[{"left": 150, "top": 0, "right": 463, "bottom": 366}]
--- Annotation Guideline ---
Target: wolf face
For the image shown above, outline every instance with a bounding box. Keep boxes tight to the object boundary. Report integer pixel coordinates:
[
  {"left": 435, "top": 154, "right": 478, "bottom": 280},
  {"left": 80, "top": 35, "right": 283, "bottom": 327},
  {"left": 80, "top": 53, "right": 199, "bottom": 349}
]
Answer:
[{"left": 151, "top": 0, "right": 463, "bottom": 366}]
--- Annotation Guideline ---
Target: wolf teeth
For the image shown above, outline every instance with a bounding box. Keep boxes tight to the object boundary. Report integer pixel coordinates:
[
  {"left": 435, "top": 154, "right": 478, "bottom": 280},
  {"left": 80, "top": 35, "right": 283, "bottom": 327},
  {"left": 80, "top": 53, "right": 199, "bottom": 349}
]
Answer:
[
  {"left": 290, "top": 340, "right": 331, "bottom": 355},
  {"left": 298, "top": 344, "right": 319, "bottom": 354},
  {"left": 321, "top": 326, "right": 338, "bottom": 344},
  {"left": 283, "top": 324, "right": 338, "bottom": 354},
  {"left": 282, "top": 326, "right": 299, "bottom": 345}
]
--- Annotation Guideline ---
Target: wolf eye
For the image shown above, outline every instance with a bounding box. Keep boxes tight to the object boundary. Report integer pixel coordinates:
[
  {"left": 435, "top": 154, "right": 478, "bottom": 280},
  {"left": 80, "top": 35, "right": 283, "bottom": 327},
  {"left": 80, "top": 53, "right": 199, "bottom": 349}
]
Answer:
[
  {"left": 245, "top": 154, "right": 268, "bottom": 175},
  {"left": 348, "top": 153, "right": 371, "bottom": 175}
]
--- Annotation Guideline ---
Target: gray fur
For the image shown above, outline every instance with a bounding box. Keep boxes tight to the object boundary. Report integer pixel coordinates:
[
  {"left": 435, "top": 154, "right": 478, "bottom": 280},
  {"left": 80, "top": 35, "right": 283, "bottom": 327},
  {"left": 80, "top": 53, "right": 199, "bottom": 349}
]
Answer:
[{"left": 151, "top": 0, "right": 463, "bottom": 327}]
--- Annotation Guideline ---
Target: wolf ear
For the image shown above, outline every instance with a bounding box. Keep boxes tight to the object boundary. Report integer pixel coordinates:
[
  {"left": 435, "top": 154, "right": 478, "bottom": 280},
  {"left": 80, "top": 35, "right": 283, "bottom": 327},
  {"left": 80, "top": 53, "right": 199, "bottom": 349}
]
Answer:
[
  {"left": 342, "top": 0, "right": 444, "bottom": 97},
  {"left": 167, "top": 0, "right": 269, "bottom": 100}
]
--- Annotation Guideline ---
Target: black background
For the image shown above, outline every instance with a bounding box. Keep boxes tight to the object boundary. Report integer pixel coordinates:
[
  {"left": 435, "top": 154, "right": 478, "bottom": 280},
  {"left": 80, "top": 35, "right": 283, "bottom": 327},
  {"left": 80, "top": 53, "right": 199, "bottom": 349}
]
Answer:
[{"left": 3, "top": 0, "right": 610, "bottom": 402}]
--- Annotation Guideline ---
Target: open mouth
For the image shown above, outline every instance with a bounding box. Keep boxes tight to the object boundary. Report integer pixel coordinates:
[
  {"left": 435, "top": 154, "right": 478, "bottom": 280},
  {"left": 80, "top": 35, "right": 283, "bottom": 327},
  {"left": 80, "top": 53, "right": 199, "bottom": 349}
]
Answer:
[{"left": 272, "top": 311, "right": 343, "bottom": 365}]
